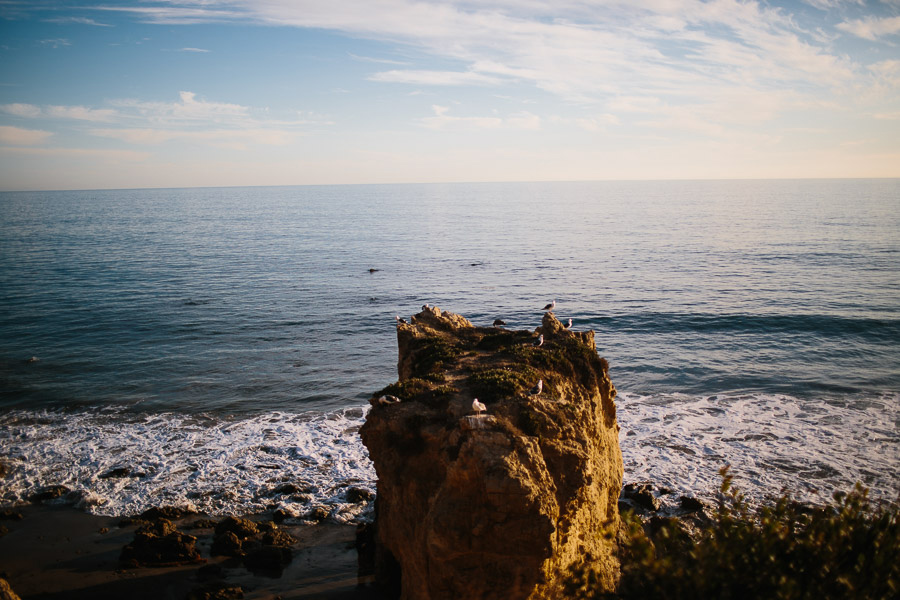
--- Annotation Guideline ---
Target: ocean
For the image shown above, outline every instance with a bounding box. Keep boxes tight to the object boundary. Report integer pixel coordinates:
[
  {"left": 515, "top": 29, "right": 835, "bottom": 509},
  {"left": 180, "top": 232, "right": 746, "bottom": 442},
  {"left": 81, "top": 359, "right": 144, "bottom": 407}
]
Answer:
[{"left": 1, "top": 179, "right": 898, "bottom": 520}]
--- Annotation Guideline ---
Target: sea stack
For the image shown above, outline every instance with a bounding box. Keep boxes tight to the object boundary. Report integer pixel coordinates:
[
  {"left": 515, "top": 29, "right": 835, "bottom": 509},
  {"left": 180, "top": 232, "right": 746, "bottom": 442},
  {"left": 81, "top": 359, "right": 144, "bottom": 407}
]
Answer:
[{"left": 360, "top": 306, "right": 623, "bottom": 599}]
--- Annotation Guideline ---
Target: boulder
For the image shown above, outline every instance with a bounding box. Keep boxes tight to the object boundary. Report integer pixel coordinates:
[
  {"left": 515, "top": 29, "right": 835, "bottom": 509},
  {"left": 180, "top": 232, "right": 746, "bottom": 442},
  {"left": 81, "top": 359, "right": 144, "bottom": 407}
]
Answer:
[
  {"left": 29, "top": 485, "right": 70, "bottom": 503},
  {"left": 361, "top": 308, "right": 623, "bottom": 599},
  {"left": 211, "top": 530, "right": 243, "bottom": 557},
  {"left": 120, "top": 518, "right": 204, "bottom": 567},
  {"left": 214, "top": 516, "right": 259, "bottom": 539},
  {"left": 139, "top": 506, "right": 195, "bottom": 521}
]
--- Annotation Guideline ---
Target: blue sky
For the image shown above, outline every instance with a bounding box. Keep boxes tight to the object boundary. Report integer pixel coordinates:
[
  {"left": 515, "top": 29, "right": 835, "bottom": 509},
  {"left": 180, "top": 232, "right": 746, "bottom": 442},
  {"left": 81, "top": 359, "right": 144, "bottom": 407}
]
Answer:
[{"left": 1, "top": 0, "right": 899, "bottom": 190}]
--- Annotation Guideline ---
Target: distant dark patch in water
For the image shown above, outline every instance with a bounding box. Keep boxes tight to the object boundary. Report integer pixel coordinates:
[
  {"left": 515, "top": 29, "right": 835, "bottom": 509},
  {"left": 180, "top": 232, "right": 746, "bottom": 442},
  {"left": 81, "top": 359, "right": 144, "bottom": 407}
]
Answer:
[{"left": 183, "top": 299, "right": 212, "bottom": 306}]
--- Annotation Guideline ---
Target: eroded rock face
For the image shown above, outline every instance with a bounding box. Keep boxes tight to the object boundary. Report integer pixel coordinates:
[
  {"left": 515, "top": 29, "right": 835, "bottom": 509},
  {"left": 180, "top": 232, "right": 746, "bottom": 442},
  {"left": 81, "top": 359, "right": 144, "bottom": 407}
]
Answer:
[{"left": 360, "top": 307, "right": 623, "bottom": 600}]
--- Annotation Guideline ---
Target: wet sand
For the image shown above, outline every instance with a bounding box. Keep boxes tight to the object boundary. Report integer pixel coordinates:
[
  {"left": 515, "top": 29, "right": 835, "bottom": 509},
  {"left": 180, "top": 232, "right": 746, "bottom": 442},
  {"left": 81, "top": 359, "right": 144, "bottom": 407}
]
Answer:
[{"left": 0, "top": 504, "right": 384, "bottom": 600}]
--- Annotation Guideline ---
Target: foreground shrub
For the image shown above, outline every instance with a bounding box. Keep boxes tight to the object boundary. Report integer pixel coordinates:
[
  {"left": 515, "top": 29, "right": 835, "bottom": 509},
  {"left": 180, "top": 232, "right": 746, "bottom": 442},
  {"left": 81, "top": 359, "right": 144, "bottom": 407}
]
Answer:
[{"left": 566, "top": 467, "right": 900, "bottom": 599}]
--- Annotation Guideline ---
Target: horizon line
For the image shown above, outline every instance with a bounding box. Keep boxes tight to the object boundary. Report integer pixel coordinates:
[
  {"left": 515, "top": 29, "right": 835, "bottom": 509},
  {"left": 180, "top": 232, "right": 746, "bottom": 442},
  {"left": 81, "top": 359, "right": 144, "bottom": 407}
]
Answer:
[{"left": 2, "top": 175, "right": 898, "bottom": 194}]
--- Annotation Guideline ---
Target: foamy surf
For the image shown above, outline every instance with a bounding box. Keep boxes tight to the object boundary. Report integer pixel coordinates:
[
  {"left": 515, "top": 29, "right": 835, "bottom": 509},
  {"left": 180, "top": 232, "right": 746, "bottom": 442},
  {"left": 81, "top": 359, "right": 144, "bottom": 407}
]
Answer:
[
  {"left": 617, "top": 391, "right": 900, "bottom": 507},
  {"left": 0, "top": 407, "right": 376, "bottom": 522},
  {"left": 1, "top": 391, "right": 897, "bottom": 520}
]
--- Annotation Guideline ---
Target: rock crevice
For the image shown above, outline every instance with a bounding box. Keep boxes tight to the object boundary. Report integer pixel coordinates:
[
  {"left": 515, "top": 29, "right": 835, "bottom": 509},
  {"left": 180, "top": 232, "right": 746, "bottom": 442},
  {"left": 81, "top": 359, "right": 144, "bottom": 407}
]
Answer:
[{"left": 360, "top": 307, "right": 623, "bottom": 599}]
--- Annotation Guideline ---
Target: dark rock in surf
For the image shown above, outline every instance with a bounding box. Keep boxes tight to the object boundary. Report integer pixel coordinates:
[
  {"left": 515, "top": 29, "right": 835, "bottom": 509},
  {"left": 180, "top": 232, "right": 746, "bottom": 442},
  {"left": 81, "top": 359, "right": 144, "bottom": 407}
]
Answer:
[
  {"left": 211, "top": 531, "right": 244, "bottom": 557},
  {"left": 214, "top": 516, "right": 259, "bottom": 540},
  {"left": 139, "top": 506, "right": 196, "bottom": 521},
  {"left": 622, "top": 483, "right": 661, "bottom": 512},
  {"left": 346, "top": 486, "right": 374, "bottom": 504},
  {"left": 99, "top": 467, "right": 132, "bottom": 479},
  {"left": 29, "top": 485, "right": 71, "bottom": 504},
  {"left": 120, "top": 518, "right": 204, "bottom": 567}
]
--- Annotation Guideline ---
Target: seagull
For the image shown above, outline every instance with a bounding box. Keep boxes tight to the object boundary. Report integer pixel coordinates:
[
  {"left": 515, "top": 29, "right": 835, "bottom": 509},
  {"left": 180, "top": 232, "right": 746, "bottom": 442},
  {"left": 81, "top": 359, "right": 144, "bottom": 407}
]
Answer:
[
  {"left": 533, "top": 334, "right": 544, "bottom": 347},
  {"left": 492, "top": 318, "right": 506, "bottom": 327},
  {"left": 370, "top": 395, "right": 401, "bottom": 407},
  {"left": 564, "top": 318, "right": 572, "bottom": 329},
  {"left": 542, "top": 300, "right": 556, "bottom": 312},
  {"left": 395, "top": 315, "right": 407, "bottom": 324},
  {"left": 423, "top": 303, "right": 431, "bottom": 311},
  {"left": 472, "top": 398, "right": 486, "bottom": 415},
  {"left": 530, "top": 379, "right": 543, "bottom": 395}
]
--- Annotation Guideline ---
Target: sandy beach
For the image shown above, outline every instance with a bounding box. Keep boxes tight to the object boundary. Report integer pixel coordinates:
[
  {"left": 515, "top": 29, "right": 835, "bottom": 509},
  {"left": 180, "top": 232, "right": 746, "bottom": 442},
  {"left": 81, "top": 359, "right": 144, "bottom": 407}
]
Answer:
[{"left": 0, "top": 503, "right": 383, "bottom": 600}]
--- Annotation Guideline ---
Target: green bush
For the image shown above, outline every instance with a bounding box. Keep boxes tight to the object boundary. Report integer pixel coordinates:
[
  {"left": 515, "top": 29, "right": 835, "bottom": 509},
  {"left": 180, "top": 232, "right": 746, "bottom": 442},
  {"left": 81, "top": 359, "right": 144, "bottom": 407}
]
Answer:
[{"left": 566, "top": 466, "right": 900, "bottom": 600}]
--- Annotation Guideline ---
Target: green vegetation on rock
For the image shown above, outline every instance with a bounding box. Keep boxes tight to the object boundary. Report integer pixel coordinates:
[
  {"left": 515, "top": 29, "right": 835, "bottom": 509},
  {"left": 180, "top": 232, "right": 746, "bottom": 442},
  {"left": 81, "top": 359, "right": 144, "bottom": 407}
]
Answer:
[
  {"left": 467, "top": 367, "right": 537, "bottom": 403},
  {"left": 408, "top": 338, "right": 463, "bottom": 377}
]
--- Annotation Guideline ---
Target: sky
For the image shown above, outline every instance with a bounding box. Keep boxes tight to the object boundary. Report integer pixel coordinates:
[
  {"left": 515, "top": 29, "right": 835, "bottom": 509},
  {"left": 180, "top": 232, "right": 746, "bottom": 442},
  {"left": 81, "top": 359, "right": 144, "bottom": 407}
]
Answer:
[{"left": 0, "top": 0, "right": 899, "bottom": 191}]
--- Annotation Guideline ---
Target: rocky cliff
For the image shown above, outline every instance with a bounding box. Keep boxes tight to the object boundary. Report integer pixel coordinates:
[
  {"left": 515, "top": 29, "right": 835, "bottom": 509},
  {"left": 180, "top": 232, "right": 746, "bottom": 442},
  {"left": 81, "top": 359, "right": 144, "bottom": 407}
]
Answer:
[{"left": 359, "top": 306, "right": 623, "bottom": 599}]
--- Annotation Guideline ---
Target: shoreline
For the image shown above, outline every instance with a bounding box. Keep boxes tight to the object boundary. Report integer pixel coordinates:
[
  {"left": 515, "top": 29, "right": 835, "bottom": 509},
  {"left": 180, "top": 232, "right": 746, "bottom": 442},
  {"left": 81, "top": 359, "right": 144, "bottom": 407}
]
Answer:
[{"left": 0, "top": 503, "right": 382, "bottom": 600}]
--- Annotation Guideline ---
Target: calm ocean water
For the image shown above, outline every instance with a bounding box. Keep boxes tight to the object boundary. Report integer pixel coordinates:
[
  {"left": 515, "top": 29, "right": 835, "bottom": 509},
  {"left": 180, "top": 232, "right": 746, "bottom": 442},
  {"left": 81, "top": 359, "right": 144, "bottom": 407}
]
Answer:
[{"left": 1, "top": 180, "right": 898, "bottom": 518}]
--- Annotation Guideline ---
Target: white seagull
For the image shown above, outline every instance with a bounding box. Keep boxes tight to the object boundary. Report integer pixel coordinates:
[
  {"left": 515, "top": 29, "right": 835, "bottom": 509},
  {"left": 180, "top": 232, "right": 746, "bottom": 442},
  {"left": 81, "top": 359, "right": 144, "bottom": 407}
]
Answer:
[
  {"left": 472, "top": 398, "right": 486, "bottom": 415},
  {"left": 530, "top": 379, "right": 543, "bottom": 395},
  {"left": 533, "top": 334, "right": 544, "bottom": 347},
  {"left": 369, "top": 395, "right": 401, "bottom": 407},
  {"left": 564, "top": 318, "right": 572, "bottom": 329},
  {"left": 542, "top": 300, "right": 556, "bottom": 312},
  {"left": 395, "top": 315, "right": 407, "bottom": 324}
]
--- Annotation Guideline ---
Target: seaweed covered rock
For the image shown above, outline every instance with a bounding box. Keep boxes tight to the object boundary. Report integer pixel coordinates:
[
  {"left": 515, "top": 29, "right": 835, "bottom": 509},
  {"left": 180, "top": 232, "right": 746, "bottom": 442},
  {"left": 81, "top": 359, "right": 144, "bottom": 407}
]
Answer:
[{"left": 360, "top": 307, "right": 623, "bottom": 599}]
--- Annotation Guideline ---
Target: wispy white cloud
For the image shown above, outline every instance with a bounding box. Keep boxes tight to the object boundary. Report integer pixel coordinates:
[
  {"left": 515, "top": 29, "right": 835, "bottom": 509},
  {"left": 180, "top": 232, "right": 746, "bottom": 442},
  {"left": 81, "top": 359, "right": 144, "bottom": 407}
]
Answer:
[
  {"left": 179, "top": 47, "right": 210, "bottom": 53},
  {"left": 44, "top": 16, "right": 113, "bottom": 27},
  {"left": 1, "top": 91, "right": 321, "bottom": 152},
  {"left": 348, "top": 53, "right": 409, "bottom": 65},
  {"left": 837, "top": 15, "right": 900, "bottom": 41},
  {"left": 1, "top": 103, "right": 42, "bottom": 118},
  {"left": 1, "top": 103, "right": 118, "bottom": 122},
  {"left": 92, "top": 5, "right": 241, "bottom": 25},
  {"left": 800, "top": 0, "right": 864, "bottom": 9},
  {"left": 110, "top": 91, "right": 250, "bottom": 123},
  {"left": 419, "top": 104, "right": 540, "bottom": 130},
  {"left": 369, "top": 69, "right": 503, "bottom": 86},
  {"left": 0, "top": 125, "right": 53, "bottom": 145},
  {"left": 46, "top": 105, "right": 119, "bottom": 122},
  {"left": 38, "top": 38, "right": 71, "bottom": 48},
  {"left": 81, "top": 1, "right": 867, "bottom": 118},
  {"left": 0, "top": 146, "right": 149, "bottom": 161},
  {"left": 551, "top": 113, "right": 620, "bottom": 133},
  {"left": 90, "top": 127, "right": 295, "bottom": 147},
  {"left": 83, "top": 91, "right": 321, "bottom": 148}
]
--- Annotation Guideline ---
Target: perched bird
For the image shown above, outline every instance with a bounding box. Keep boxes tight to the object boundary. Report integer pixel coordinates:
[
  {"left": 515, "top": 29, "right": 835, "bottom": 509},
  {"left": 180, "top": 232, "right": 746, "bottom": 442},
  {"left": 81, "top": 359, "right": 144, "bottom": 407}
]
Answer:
[
  {"left": 564, "top": 318, "right": 572, "bottom": 329},
  {"left": 533, "top": 334, "right": 544, "bottom": 347},
  {"left": 472, "top": 398, "right": 486, "bottom": 415},
  {"left": 372, "top": 395, "right": 401, "bottom": 406},
  {"left": 542, "top": 300, "right": 556, "bottom": 312},
  {"left": 423, "top": 303, "right": 431, "bottom": 311},
  {"left": 395, "top": 315, "right": 407, "bottom": 324},
  {"left": 492, "top": 318, "right": 506, "bottom": 327},
  {"left": 530, "top": 379, "right": 543, "bottom": 395}
]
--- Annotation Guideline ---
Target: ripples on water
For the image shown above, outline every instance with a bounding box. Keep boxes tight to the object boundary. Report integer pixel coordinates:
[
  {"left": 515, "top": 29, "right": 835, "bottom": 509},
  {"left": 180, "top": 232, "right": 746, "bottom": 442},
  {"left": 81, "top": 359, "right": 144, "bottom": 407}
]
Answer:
[{"left": 1, "top": 179, "right": 898, "bottom": 514}]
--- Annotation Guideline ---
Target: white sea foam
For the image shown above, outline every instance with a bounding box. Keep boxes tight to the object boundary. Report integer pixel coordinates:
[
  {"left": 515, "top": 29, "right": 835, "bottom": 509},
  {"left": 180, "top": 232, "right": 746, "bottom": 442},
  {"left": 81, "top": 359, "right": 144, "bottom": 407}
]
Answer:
[
  {"left": 0, "top": 407, "right": 376, "bottom": 522},
  {"left": 617, "top": 391, "right": 900, "bottom": 507},
  {"left": 1, "top": 392, "right": 897, "bottom": 520}
]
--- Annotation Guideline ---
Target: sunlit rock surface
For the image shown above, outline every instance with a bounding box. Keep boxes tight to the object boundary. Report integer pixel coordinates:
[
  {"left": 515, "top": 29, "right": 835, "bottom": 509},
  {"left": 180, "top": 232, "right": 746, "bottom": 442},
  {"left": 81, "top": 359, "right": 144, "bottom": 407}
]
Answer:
[{"left": 360, "top": 306, "right": 623, "bottom": 599}]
